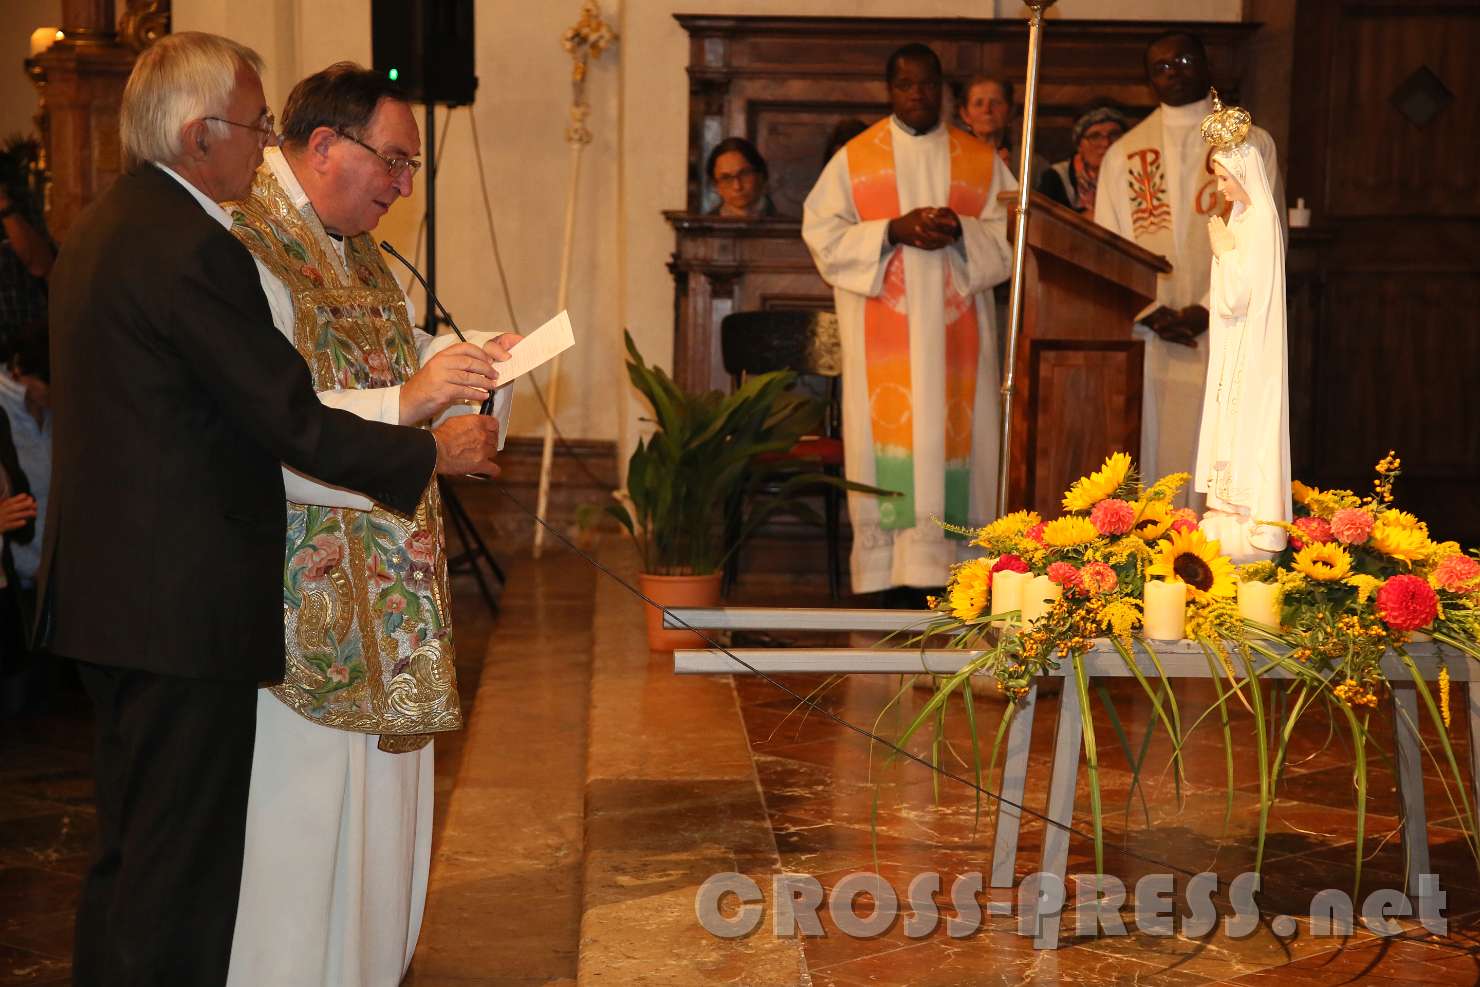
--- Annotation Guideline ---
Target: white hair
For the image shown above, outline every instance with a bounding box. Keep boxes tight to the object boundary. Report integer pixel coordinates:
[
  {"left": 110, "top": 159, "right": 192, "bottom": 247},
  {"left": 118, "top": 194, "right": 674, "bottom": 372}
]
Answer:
[{"left": 120, "top": 32, "right": 264, "bottom": 167}]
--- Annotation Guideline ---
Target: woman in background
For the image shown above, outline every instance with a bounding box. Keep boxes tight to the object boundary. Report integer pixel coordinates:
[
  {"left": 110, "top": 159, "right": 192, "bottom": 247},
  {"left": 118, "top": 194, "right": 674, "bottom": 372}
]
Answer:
[
  {"left": 1038, "top": 103, "right": 1129, "bottom": 216},
  {"left": 706, "top": 137, "right": 777, "bottom": 218}
]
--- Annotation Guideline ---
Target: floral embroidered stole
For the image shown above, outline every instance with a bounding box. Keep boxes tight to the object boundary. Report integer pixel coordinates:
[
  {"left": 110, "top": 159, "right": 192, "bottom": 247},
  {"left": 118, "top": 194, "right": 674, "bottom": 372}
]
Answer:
[{"left": 228, "top": 165, "right": 459, "bottom": 751}]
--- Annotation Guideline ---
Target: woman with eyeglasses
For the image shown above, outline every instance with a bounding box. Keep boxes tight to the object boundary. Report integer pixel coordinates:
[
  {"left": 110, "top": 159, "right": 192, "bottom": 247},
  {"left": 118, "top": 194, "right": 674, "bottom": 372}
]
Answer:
[
  {"left": 1038, "top": 103, "right": 1130, "bottom": 216},
  {"left": 705, "top": 137, "right": 777, "bottom": 219}
]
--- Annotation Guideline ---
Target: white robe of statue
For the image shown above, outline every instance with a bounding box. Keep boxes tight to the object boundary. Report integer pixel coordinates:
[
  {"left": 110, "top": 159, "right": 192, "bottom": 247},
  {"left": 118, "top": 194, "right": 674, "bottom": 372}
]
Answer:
[
  {"left": 1195, "top": 142, "right": 1291, "bottom": 561},
  {"left": 803, "top": 117, "right": 1014, "bottom": 593},
  {"left": 227, "top": 148, "right": 511, "bottom": 987},
  {"left": 1094, "top": 96, "right": 1282, "bottom": 497}
]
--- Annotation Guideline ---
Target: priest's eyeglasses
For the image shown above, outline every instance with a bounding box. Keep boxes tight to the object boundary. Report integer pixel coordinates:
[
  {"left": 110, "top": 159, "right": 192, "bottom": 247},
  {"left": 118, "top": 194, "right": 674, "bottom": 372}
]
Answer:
[
  {"left": 336, "top": 130, "right": 424, "bottom": 180},
  {"left": 205, "top": 113, "right": 278, "bottom": 147}
]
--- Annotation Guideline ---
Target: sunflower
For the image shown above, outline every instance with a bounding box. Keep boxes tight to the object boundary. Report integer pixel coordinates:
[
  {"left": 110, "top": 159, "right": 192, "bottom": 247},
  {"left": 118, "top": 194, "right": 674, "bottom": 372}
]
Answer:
[
  {"left": 1062, "top": 452, "right": 1133, "bottom": 512},
  {"left": 1042, "top": 516, "right": 1099, "bottom": 548},
  {"left": 946, "top": 558, "right": 993, "bottom": 621},
  {"left": 1147, "top": 528, "right": 1236, "bottom": 599},
  {"left": 1292, "top": 542, "right": 1353, "bottom": 581},
  {"left": 1131, "top": 501, "right": 1173, "bottom": 542},
  {"left": 1370, "top": 517, "right": 1431, "bottom": 562}
]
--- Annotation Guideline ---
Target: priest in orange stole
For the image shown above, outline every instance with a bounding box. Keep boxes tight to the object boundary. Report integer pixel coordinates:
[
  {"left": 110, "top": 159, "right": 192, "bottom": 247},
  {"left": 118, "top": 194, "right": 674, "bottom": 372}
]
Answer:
[{"left": 803, "top": 44, "right": 1013, "bottom": 594}]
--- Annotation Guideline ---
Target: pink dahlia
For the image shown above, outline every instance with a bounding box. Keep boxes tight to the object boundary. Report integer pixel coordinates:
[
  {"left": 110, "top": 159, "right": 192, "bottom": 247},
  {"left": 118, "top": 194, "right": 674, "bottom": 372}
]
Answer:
[
  {"left": 1329, "top": 508, "right": 1374, "bottom": 546},
  {"left": 1290, "top": 516, "right": 1333, "bottom": 550},
  {"left": 991, "top": 554, "right": 1030, "bottom": 575},
  {"left": 1090, "top": 498, "right": 1135, "bottom": 536},
  {"left": 1025, "top": 522, "right": 1046, "bottom": 545},
  {"left": 1047, "top": 562, "right": 1080, "bottom": 590},
  {"left": 1376, "top": 574, "right": 1438, "bottom": 632},
  {"left": 1078, "top": 561, "right": 1118, "bottom": 595},
  {"left": 1169, "top": 508, "right": 1199, "bottom": 534},
  {"left": 1433, "top": 554, "right": 1480, "bottom": 594}
]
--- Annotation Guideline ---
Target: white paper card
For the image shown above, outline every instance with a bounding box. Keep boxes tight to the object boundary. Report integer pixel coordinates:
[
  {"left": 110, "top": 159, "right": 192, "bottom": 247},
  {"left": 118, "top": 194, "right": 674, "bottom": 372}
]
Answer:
[{"left": 493, "top": 310, "right": 574, "bottom": 386}]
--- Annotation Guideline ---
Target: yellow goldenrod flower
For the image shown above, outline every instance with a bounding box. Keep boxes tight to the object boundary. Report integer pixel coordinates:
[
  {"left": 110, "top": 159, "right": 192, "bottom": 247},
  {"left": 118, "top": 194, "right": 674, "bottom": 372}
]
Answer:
[
  {"left": 1292, "top": 543, "right": 1353, "bottom": 582},
  {"left": 1344, "top": 573, "right": 1384, "bottom": 604},
  {"left": 1147, "top": 528, "right": 1237, "bottom": 599},
  {"left": 1062, "top": 452, "right": 1133, "bottom": 512},
  {"left": 1042, "top": 515, "right": 1099, "bottom": 548},
  {"left": 1440, "top": 666, "right": 1452, "bottom": 729}
]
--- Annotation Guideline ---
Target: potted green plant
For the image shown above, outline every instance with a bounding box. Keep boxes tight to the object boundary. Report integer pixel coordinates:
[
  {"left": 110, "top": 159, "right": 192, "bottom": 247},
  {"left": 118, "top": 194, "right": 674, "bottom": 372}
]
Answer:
[{"left": 608, "top": 331, "right": 878, "bottom": 649}]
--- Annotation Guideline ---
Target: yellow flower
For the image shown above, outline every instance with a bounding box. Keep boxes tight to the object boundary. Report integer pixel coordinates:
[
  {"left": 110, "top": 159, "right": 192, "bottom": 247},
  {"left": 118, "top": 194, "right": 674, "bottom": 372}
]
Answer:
[
  {"left": 1062, "top": 452, "right": 1133, "bottom": 512},
  {"left": 1042, "top": 516, "right": 1099, "bottom": 548},
  {"left": 946, "top": 558, "right": 993, "bottom": 621},
  {"left": 971, "top": 509, "right": 1040, "bottom": 548},
  {"left": 1147, "top": 528, "right": 1237, "bottom": 599},
  {"left": 1099, "top": 597, "right": 1143, "bottom": 640},
  {"left": 1291, "top": 479, "right": 1314, "bottom": 506},
  {"left": 1292, "top": 543, "right": 1353, "bottom": 581},
  {"left": 1142, "top": 471, "right": 1190, "bottom": 506},
  {"left": 1344, "top": 573, "right": 1383, "bottom": 604},
  {"left": 1370, "top": 517, "right": 1430, "bottom": 561},
  {"left": 1132, "top": 501, "right": 1173, "bottom": 542},
  {"left": 1440, "top": 666, "right": 1452, "bottom": 729}
]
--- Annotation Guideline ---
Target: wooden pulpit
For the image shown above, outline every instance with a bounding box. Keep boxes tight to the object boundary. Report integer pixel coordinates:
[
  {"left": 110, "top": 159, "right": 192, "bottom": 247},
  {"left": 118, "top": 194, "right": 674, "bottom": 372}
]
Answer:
[{"left": 1000, "top": 191, "right": 1171, "bottom": 519}]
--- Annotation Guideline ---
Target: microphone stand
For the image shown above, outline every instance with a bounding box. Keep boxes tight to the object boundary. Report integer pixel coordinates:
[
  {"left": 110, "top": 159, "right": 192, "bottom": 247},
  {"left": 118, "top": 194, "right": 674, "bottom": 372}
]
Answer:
[{"left": 382, "top": 238, "right": 506, "bottom": 609}]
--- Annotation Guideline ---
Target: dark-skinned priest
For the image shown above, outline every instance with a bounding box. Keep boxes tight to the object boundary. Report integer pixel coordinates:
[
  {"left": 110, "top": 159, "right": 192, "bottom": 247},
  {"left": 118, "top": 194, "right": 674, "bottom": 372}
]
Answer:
[{"left": 803, "top": 43, "right": 1014, "bottom": 601}]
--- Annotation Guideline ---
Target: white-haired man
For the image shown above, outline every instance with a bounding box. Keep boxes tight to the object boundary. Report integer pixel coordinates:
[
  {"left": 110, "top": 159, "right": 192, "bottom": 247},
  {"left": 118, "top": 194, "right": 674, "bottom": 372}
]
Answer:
[{"left": 42, "top": 33, "right": 502, "bottom": 986}]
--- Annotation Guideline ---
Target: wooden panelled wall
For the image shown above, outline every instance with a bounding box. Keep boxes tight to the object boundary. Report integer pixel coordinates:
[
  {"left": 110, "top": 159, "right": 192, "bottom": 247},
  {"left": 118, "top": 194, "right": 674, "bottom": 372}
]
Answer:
[
  {"left": 678, "top": 16, "right": 1259, "bottom": 218},
  {"left": 1287, "top": 0, "right": 1480, "bottom": 544}
]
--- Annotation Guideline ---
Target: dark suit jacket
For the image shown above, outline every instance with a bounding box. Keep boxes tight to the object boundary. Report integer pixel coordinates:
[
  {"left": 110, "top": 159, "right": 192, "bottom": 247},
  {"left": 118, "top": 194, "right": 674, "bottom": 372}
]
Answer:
[{"left": 40, "top": 163, "right": 437, "bottom": 682}]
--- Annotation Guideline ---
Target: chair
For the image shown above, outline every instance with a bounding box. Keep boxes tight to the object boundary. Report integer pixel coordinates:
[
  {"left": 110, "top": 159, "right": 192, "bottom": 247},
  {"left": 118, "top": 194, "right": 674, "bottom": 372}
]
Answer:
[{"left": 720, "top": 310, "right": 846, "bottom": 599}]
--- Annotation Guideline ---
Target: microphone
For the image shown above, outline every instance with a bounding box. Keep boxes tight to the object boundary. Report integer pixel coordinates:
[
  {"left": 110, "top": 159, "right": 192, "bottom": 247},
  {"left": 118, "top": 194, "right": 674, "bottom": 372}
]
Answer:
[{"left": 381, "top": 240, "right": 496, "bottom": 416}]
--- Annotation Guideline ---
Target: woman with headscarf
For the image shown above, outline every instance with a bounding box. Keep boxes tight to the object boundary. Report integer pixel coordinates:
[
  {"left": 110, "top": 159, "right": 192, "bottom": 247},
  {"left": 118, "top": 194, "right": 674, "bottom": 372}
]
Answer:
[
  {"left": 1193, "top": 93, "right": 1290, "bottom": 562},
  {"left": 1038, "top": 103, "right": 1129, "bottom": 215}
]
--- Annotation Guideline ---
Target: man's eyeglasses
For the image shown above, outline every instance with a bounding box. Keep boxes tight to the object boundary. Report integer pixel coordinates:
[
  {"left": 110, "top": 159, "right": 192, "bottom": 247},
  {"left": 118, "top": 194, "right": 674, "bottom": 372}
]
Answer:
[
  {"left": 1150, "top": 53, "right": 1200, "bottom": 75},
  {"left": 336, "top": 130, "right": 423, "bottom": 180},
  {"left": 204, "top": 113, "right": 278, "bottom": 147}
]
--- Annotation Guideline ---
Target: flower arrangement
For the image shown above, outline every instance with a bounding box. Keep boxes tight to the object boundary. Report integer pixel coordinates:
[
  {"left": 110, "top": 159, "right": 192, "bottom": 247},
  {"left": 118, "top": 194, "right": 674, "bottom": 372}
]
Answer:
[{"left": 887, "top": 451, "right": 1480, "bottom": 882}]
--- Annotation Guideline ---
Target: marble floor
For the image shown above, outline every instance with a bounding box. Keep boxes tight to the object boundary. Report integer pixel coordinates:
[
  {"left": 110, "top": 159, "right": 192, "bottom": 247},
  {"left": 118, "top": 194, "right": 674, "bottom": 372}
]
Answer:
[{"left": 5, "top": 542, "right": 1480, "bottom": 985}]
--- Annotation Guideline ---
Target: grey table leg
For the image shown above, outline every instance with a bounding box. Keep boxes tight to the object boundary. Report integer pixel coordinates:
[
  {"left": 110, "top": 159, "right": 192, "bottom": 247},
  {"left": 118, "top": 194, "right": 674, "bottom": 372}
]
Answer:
[
  {"left": 990, "top": 681, "right": 1038, "bottom": 889},
  {"left": 1033, "top": 671, "right": 1083, "bottom": 949},
  {"left": 1392, "top": 684, "right": 1430, "bottom": 896}
]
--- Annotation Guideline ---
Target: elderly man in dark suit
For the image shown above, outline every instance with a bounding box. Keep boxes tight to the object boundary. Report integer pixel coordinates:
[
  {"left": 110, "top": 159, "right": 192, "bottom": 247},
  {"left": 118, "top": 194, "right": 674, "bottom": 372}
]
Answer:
[{"left": 41, "top": 32, "right": 503, "bottom": 987}]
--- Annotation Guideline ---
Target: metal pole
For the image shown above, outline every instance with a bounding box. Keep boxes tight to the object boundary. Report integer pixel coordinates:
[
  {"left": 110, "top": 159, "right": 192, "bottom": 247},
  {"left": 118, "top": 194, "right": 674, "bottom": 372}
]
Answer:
[
  {"left": 995, "top": 0, "right": 1058, "bottom": 517},
  {"left": 424, "top": 100, "right": 437, "bottom": 335}
]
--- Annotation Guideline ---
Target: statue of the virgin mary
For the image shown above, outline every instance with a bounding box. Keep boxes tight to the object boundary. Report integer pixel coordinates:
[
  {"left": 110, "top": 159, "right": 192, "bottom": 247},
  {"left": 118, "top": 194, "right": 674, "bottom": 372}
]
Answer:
[{"left": 1193, "top": 91, "right": 1291, "bottom": 562}]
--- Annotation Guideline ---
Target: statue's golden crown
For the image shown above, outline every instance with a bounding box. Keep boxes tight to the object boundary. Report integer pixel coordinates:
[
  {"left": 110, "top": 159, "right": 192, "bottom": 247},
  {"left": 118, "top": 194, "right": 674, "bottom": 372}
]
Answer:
[{"left": 1200, "top": 88, "right": 1251, "bottom": 150}]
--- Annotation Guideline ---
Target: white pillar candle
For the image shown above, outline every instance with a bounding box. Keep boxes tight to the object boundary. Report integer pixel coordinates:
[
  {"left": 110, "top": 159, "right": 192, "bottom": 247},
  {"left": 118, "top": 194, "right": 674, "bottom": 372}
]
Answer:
[
  {"left": 1143, "top": 579, "right": 1187, "bottom": 640},
  {"left": 991, "top": 569, "right": 1030, "bottom": 624},
  {"left": 1237, "top": 580, "right": 1281, "bottom": 629},
  {"left": 1020, "top": 574, "right": 1062, "bottom": 626}
]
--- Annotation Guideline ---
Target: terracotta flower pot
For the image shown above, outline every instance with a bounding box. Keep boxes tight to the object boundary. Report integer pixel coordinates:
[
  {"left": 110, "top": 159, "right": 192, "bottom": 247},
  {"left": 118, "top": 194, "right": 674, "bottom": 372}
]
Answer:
[{"left": 638, "top": 571, "right": 723, "bottom": 651}]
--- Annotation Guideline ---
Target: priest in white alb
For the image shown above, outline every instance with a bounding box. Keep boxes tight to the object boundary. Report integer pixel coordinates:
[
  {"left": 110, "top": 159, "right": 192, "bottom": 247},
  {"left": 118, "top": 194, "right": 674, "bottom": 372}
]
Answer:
[
  {"left": 803, "top": 43, "right": 1013, "bottom": 596},
  {"left": 222, "top": 64, "right": 516, "bottom": 987},
  {"left": 1094, "top": 31, "right": 1281, "bottom": 495}
]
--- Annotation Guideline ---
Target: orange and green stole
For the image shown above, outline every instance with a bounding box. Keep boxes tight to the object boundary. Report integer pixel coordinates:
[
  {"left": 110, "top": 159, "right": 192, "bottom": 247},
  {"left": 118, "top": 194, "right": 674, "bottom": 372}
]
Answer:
[{"left": 845, "top": 119, "right": 995, "bottom": 532}]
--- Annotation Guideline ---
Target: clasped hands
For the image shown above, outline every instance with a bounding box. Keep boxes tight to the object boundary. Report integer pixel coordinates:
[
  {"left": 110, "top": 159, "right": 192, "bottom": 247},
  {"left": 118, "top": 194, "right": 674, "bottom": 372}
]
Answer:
[
  {"left": 1142, "top": 305, "right": 1209, "bottom": 348},
  {"left": 887, "top": 206, "right": 962, "bottom": 251},
  {"left": 403, "top": 333, "right": 523, "bottom": 478}
]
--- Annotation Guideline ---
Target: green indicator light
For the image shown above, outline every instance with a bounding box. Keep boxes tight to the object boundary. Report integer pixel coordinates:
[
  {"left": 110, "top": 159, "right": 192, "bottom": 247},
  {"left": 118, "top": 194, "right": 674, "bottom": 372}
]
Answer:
[{"left": 388, "top": 68, "right": 399, "bottom": 81}]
